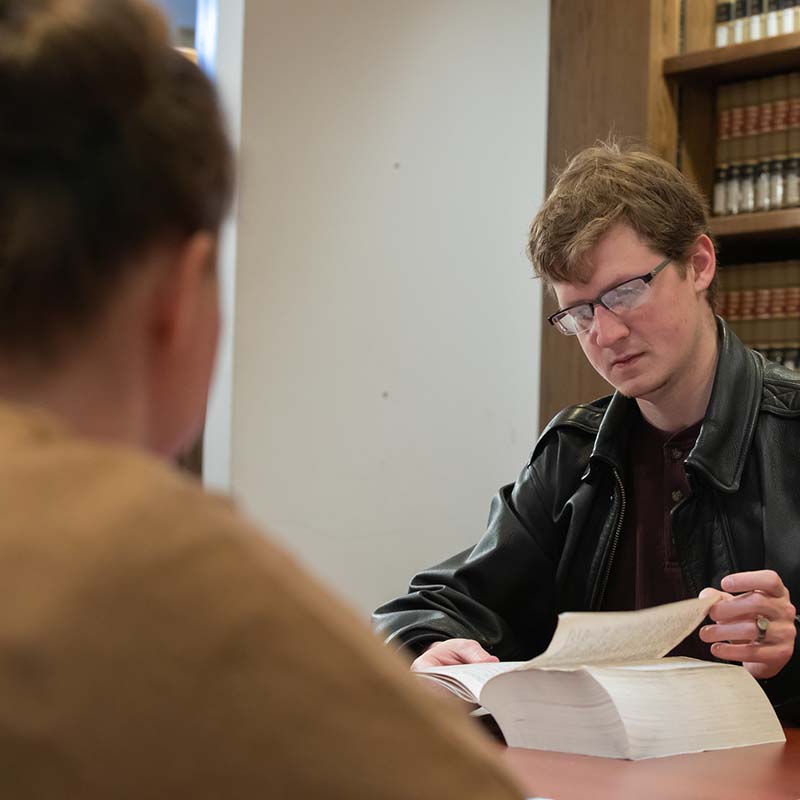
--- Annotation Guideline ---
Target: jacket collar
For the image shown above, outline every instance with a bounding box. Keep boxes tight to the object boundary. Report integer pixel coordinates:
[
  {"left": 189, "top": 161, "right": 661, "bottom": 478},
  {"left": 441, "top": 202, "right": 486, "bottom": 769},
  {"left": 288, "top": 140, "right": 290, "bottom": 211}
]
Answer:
[
  {"left": 686, "top": 318, "right": 762, "bottom": 492},
  {"left": 587, "top": 318, "right": 762, "bottom": 492}
]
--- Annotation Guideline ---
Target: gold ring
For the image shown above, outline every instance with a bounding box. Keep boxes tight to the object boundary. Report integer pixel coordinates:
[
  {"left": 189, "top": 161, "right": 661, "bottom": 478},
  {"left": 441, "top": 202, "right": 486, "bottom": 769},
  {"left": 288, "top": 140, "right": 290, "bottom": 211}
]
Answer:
[{"left": 755, "top": 615, "right": 770, "bottom": 644}]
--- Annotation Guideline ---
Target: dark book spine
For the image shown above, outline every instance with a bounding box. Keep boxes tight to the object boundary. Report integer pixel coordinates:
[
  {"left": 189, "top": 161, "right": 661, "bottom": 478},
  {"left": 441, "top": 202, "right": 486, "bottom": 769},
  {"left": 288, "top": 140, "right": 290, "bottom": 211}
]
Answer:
[
  {"left": 782, "top": 0, "right": 798, "bottom": 34},
  {"left": 786, "top": 73, "right": 800, "bottom": 206},
  {"left": 728, "top": 82, "right": 746, "bottom": 214},
  {"left": 767, "top": 0, "right": 781, "bottom": 36},
  {"left": 750, "top": 0, "right": 766, "bottom": 39},
  {"left": 756, "top": 77, "right": 773, "bottom": 211},
  {"left": 717, "top": 1, "right": 734, "bottom": 45},
  {"left": 715, "top": 85, "right": 732, "bottom": 215},
  {"left": 772, "top": 75, "right": 790, "bottom": 209},
  {"left": 734, "top": 0, "right": 748, "bottom": 42}
]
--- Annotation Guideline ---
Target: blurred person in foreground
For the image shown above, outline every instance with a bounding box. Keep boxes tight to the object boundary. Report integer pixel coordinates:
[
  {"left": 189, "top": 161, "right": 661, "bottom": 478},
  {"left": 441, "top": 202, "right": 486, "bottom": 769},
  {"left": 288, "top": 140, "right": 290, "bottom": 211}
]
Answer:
[{"left": 0, "top": 1, "right": 523, "bottom": 797}]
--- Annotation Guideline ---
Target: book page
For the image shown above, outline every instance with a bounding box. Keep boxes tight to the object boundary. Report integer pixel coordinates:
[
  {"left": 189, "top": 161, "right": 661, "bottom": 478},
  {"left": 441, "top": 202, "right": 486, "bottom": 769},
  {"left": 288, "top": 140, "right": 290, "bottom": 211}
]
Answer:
[
  {"left": 586, "top": 660, "right": 784, "bottom": 759},
  {"left": 517, "top": 596, "right": 715, "bottom": 670},
  {"left": 414, "top": 661, "right": 523, "bottom": 702}
]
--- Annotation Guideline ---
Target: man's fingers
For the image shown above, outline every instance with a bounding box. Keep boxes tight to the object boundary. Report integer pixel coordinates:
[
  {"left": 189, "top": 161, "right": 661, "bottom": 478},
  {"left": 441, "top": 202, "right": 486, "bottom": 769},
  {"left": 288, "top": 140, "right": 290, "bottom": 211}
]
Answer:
[
  {"left": 700, "top": 572, "right": 794, "bottom": 681},
  {"left": 458, "top": 641, "right": 498, "bottom": 664},
  {"left": 411, "top": 639, "right": 497, "bottom": 670},
  {"left": 709, "top": 640, "right": 794, "bottom": 667},
  {"left": 700, "top": 618, "right": 793, "bottom": 644},
  {"left": 721, "top": 570, "right": 788, "bottom": 598},
  {"left": 707, "top": 593, "right": 795, "bottom": 623},
  {"left": 699, "top": 587, "right": 731, "bottom": 603},
  {"left": 700, "top": 621, "right": 755, "bottom": 643}
]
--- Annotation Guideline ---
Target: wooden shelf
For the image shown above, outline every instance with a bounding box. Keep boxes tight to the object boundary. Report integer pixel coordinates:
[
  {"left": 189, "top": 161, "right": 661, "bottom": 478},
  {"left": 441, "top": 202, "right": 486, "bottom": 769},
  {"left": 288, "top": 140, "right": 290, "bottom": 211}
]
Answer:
[
  {"left": 663, "top": 33, "right": 800, "bottom": 83},
  {"left": 710, "top": 209, "right": 800, "bottom": 262},
  {"left": 710, "top": 209, "right": 800, "bottom": 239}
]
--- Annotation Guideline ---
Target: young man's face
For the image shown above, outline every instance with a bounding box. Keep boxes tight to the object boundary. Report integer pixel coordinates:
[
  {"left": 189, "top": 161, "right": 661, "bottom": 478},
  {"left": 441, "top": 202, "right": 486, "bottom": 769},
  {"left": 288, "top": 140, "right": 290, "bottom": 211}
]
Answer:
[{"left": 551, "top": 223, "right": 715, "bottom": 403}]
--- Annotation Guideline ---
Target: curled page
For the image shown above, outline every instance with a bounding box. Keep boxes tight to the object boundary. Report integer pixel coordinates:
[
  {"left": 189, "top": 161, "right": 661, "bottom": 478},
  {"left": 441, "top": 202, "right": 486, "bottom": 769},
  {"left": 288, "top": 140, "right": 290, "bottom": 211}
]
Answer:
[{"left": 519, "top": 596, "right": 715, "bottom": 670}]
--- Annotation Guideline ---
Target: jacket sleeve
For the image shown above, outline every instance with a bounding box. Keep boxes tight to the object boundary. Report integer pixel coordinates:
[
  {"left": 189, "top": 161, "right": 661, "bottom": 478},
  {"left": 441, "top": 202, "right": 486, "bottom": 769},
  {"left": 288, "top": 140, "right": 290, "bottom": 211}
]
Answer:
[{"left": 372, "top": 460, "right": 564, "bottom": 662}]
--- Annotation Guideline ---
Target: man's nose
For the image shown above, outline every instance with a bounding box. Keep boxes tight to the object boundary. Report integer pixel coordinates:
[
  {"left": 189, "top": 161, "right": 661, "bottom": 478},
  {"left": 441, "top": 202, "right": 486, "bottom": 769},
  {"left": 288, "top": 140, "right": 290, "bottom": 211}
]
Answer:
[{"left": 591, "top": 304, "right": 630, "bottom": 347}]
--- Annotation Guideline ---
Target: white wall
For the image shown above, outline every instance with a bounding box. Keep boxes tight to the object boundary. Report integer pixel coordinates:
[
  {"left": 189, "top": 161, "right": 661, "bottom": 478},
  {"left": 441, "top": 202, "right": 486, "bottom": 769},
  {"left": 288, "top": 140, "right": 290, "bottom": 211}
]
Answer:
[{"left": 205, "top": 0, "right": 549, "bottom": 615}]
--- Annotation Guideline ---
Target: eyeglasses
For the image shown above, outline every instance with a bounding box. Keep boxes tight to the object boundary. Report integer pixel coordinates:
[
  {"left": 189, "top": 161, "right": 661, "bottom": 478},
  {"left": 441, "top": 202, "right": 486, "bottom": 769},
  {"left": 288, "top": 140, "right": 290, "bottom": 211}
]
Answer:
[{"left": 548, "top": 258, "right": 672, "bottom": 336}]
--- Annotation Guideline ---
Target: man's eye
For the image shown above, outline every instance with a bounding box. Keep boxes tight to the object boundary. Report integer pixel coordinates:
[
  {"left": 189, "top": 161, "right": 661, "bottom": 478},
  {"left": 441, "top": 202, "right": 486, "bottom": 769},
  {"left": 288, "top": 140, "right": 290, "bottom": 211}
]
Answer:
[
  {"left": 571, "top": 305, "right": 594, "bottom": 323},
  {"left": 606, "top": 281, "right": 646, "bottom": 310}
]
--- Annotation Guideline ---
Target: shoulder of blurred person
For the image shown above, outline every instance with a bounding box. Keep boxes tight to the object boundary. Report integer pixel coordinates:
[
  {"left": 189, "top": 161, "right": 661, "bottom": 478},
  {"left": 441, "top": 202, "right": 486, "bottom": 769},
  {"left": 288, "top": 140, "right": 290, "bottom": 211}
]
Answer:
[{"left": 0, "top": 392, "right": 522, "bottom": 800}]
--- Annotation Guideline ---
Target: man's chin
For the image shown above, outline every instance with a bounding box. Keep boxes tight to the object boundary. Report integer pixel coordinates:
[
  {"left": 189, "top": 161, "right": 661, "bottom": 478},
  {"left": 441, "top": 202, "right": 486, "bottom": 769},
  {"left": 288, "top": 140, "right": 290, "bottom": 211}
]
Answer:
[{"left": 613, "top": 376, "right": 668, "bottom": 402}]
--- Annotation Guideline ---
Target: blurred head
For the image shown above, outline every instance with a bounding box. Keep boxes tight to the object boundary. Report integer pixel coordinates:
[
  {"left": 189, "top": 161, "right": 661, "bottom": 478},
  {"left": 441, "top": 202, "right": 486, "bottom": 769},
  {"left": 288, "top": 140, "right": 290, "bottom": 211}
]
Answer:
[{"left": 0, "top": 0, "right": 234, "bottom": 455}]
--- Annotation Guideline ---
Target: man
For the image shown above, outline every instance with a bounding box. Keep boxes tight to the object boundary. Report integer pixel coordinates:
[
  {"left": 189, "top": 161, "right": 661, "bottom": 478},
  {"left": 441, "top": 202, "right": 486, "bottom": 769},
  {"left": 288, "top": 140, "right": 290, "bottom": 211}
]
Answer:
[
  {"left": 0, "top": 1, "right": 523, "bottom": 797},
  {"left": 373, "top": 143, "right": 799, "bottom": 721}
]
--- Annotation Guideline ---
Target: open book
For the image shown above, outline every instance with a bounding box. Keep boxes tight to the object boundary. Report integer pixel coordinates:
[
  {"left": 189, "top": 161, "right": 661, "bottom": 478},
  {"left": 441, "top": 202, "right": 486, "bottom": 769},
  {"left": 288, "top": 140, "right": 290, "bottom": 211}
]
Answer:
[{"left": 415, "top": 597, "right": 785, "bottom": 759}]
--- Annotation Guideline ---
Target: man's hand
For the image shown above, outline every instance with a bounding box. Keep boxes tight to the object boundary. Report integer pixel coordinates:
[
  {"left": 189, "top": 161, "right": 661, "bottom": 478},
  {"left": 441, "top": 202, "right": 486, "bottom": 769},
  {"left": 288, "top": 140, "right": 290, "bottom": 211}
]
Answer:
[
  {"left": 699, "top": 570, "right": 797, "bottom": 680},
  {"left": 411, "top": 638, "right": 498, "bottom": 671}
]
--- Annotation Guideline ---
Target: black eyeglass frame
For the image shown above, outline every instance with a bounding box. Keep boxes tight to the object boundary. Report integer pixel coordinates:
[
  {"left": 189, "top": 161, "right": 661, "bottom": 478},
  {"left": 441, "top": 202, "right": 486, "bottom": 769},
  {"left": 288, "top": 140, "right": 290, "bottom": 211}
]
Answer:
[{"left": 547, "top": 257, "right": 672, "bottom": 336}]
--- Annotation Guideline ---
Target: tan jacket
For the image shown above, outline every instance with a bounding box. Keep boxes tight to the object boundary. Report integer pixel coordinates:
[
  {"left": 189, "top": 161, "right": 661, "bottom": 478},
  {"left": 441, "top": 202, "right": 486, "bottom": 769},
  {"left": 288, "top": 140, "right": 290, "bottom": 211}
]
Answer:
[{"left": 0, "top": 403, "right": 521, "bottom": 799}]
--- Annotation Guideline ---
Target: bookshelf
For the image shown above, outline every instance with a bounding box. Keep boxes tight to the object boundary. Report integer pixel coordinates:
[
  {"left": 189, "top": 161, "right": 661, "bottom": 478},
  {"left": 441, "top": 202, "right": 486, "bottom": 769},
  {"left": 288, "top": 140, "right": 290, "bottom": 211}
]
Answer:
[
  {"left": 710, "top": 207, "right": 800, "bottom": 238},
  {"left": 664, "top": 33, "right": 800, "bottom": 83},
  {"left": 668, "top": 3, "right": 800, "bottom": 371},
  {"left": 711, "top": 208, "right": 800, "bottom": 261},
  {"left": 539, "top": 0, "right": 800, "bottom": 428}
]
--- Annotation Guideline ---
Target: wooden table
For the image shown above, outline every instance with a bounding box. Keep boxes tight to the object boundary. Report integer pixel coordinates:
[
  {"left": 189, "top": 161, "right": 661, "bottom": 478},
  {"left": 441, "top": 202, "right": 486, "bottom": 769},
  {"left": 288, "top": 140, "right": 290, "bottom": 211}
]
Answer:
[{"left": 502, "top": 727, "right": 800, "bottom": 800}]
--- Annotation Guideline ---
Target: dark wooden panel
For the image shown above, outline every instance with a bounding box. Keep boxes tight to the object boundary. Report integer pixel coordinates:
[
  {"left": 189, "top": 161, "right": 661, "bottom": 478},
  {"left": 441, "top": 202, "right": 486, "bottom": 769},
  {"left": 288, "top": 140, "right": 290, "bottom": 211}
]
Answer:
[
  {"left": 682, "top": 0, "right": 717, "bottom": 54},
  {"left": 540, "top": 0, "right": 658, "bottom": 428},
  {"left": 678, "top": 82, "right": 716, "bottom": 198},
  {"left": 547, "top": 1, "right": 651, "bottom": 164},
  {"left": 648, "top": 0, "right": 682, "bottom": 162}
]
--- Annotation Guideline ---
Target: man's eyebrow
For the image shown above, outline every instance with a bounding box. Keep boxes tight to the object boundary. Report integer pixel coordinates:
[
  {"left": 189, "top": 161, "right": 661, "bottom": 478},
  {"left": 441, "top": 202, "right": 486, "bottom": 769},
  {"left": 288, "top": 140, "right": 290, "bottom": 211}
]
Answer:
[{"left": 562, "top": 272, "right": 639, "bottom": 308}]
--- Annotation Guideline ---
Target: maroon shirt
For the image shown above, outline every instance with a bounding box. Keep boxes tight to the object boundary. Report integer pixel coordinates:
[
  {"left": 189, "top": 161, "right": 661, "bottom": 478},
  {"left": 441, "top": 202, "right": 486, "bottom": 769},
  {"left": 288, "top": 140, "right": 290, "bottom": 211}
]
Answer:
[{"left": 602, "top": 412, "right": 709, "bottom": 660}]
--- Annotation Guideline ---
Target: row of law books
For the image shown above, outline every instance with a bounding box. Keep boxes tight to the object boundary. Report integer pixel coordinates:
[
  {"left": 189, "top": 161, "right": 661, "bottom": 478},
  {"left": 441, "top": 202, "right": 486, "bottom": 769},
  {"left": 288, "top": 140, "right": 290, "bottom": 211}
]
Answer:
[
  {"left": 713, "top": 73, "right": 800, "bottom": 216},
  {"left": 718, "top": 260, "right": 800, "bottom": 367},
  {"left": 716, "top": 0, "right": 800, "bottom": 47}
]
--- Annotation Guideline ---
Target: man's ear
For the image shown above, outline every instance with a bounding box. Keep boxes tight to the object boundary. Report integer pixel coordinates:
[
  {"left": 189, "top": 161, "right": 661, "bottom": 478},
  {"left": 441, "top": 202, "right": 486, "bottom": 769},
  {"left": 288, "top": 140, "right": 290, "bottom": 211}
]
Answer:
[
  {"left": 689, "top": 234, "right": 716, "bottom": 294},
  {"left": 150, "top": 232, "right": 217, "bottom": 355}
]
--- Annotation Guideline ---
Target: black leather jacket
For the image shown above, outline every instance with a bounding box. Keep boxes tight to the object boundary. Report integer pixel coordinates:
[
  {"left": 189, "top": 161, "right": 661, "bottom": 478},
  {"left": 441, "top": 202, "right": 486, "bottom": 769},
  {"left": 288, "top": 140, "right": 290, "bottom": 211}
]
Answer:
[{"left": 373, "top": 319, "right": 800, "bottom": 721}]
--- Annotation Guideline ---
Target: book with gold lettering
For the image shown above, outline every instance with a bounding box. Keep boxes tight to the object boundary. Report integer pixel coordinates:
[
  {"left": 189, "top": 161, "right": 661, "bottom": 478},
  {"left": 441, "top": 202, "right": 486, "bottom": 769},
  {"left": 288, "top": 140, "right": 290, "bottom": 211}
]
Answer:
[{"left": 415, "top": 597, "right": 784, "bottom": 760}]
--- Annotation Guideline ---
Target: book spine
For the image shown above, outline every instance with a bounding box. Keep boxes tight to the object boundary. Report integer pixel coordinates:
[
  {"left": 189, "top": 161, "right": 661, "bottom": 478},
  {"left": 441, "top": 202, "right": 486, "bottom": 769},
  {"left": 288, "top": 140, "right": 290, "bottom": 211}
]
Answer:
[
  {"left": 782, "top": 0, "right": 798, "bottom": 33},
  {"left": 717, "top": 1, "right": 734, "bottom": 45},
  {"left": 750, "top": 0, "right": 766, "bottom": 39},
  {"left": 734, "top": 0, "right": 749, "bottom": 41},
  {"left": 786, "top": 72, "right": 800, "bottom": 206},
  {"left": 771, "top": 74, "right": 790, "bottom": 210},
  {"left": 757, "top": 77, "right": 774, "bottom": 211},
  {"left": 767, "top": 0, "right": 781, "bottom": 36},
  {"left": 724, "top": 260, "right": 800, "bottom": 369},
  {"left": 741, "top": 80, "right": 760, "bottom": 213},
  {"left": 728, "top": 82, "right": 746, "bottom": 215},
  {"left": 715, "top": 85, "right": 732, "bottom": 216}
]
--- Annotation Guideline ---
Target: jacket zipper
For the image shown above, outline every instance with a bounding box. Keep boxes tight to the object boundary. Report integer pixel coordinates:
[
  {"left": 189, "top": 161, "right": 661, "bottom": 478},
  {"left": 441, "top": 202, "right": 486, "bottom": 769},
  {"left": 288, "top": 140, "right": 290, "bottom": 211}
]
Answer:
[{"left": 594, "top": 468, "right": 626, "bottom": 610}]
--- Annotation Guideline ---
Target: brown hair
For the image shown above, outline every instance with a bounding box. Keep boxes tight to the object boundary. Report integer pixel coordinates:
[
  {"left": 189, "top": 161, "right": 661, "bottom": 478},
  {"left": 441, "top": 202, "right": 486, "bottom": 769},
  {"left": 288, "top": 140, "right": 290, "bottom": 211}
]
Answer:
[
  {"left": 527, "top": 141, "right": 718, "bottom": 311},
  {"left": 0, "top": 0, "right": 234, "bottom": 359}
]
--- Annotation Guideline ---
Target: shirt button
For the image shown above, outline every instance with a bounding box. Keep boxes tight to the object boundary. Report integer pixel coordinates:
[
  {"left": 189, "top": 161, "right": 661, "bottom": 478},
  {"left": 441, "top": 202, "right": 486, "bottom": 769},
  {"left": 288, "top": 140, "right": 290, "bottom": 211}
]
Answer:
[
  {"left": 669, "top": 447, "right": 683, "bottom": 461},
  {"left": 671, "top": 489, "right": 684, "bottom": 504}
]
